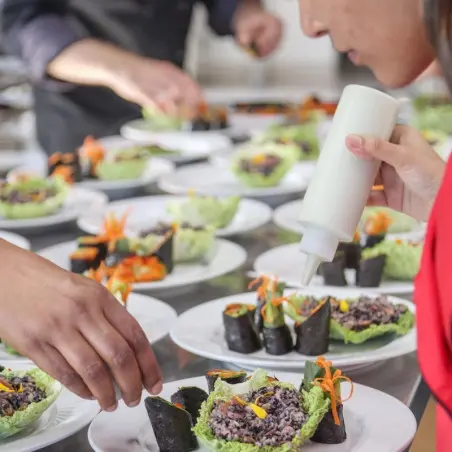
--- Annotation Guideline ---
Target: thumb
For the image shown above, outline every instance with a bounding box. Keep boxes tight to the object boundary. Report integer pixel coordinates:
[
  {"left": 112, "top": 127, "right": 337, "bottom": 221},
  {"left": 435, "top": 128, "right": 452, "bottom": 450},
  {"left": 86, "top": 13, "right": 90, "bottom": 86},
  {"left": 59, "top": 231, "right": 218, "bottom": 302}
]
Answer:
[{"left": 346, "top": 133, "right": 408, "bottom": 169}]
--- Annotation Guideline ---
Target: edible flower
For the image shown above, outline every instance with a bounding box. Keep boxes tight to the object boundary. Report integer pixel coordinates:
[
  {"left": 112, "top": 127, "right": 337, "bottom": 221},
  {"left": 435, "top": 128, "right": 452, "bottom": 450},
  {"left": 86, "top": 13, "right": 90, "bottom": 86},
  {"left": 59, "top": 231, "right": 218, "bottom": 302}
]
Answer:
[
  {"left": 250, "top": 154, "right": 266, "bottom": 164},
  {"left": 339, "top": 300, "right": 349, "bottom": 313},
  {"left": 234, "top": 396, "right": 267, "bottom": 419},
  {"left": 313, "top": 356, "right": 354, "bottom": 426},
  {"left": 0, "top": 381, "right": 22, "bottom": 393}
]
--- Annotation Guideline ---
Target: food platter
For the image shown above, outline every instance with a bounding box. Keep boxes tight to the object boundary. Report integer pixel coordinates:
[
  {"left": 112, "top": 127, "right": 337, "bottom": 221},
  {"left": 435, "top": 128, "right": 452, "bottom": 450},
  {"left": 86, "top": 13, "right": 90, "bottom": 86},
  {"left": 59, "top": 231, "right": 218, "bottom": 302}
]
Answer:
[{"left": 170, "top": 287, "right": 416, "bottom": 370}]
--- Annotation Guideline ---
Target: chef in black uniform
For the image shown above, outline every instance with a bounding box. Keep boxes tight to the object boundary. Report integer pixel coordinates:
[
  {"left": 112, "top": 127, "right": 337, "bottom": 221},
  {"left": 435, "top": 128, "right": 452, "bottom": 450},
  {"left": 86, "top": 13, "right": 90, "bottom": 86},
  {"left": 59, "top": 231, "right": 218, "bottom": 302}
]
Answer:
[{"left": 1, "top": 0, "right": 282, "bottom": 154}]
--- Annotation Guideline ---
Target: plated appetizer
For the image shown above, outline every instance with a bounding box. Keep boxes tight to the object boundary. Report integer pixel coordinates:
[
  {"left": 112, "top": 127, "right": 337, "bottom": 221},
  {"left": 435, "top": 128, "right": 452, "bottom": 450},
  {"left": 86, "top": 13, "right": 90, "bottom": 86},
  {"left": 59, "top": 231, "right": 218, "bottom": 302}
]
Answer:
[
  {"left": 231, "top": 101, "right": 293, "bottom": 115},
  {"left": 145, "top": 357, "right": 353, "bottom": 451},
  {"left": 222, "top": 277, "right": 414, "bottom": 356},
  {"left": 358, "top": 206, "right": 420, "bottom": 234},
  {"left": 0, "top": 367, "right": 61, "bottom": 438},
  {"left": 167, "top": 194, "right": 241, "bottom": 229},
  {"left": 231, "top": 144, "right": 298, "bottom": 188},
  {"left": 0, "top": 175, "right": 68, "bottom": 219}
]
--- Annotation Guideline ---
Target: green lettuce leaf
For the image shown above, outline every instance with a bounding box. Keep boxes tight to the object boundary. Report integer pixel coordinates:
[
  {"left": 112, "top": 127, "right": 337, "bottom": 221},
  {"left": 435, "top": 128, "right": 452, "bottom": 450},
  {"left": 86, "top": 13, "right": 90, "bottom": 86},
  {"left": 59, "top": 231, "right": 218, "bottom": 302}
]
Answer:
[
  {"left": 330, "top": 309, "right": 415, "bottom": 344},
  {"left": 95, "top": 159, "right": 147, "bottom": 181},
  {"left": 167, "top": 195, "right": 241, "bottom": 229},
  {"left": 193, "top": 369, "right": 330, "bottom": 451},
  {"left": 0, "top": 368, "right": 62, "bottom": 439},
  {"left": 141, "top": 106, "right": 183, "bottom": 131},
  {"left": 359, "top": 206, "right": 418, "bottom": 234},
  {"left": 0, "top": 176, "right": 68, "bottom": 219},
  {"left": 361, "top": 240, "right": 423, "bottom": 280},
  {"left": 231, "top": 144, "right": 298, "bottom": 188}
]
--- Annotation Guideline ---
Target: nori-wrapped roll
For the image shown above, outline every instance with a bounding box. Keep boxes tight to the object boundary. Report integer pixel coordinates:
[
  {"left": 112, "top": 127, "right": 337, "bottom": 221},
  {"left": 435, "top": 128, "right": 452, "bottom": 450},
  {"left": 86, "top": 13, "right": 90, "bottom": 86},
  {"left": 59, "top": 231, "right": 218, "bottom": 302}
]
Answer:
[
  {"left": 48, "top": 152, "right": 82, "bottom": 183},
  {"left": 262, "top": 325, "right": 293, "bottom": 355},
  {"left": 338, "top": 237, "right": 361, "bottom": 270},
  {"left": 319, "top": 253, "right": 347, "bottom": 286},
  {"left": 254, "top": 298, "right": 266, "bottom": 332},
  {"left": 145, "top": 396, "right": 198, "bottom": 452},
  {"left": 77, "top": 235, "right": 109, "bottom": 262},
  {"left": 151, "top": 230, "right": 174, "bottom": 274},
  {"left": 356, "top": 254, "right": 386, "bottom": 287},
  {"left": 205, "top": 369, "right": 247, "bottom": 393},
  {"left": 294, "top": 298, "right": 331, "bottom": 356},
  {"left": 364, "top": 234, "right": 385, "bottom": 249},
  {"left": 223, "top": 304, "right": 262, "bottom": 354},
  {"left": 70, "top": 247, "right": 100, "bottom": 274},
  {"left": 311, "top": 403, "right": 347, "bottom": 444},
  {"left": 104, "top": 238, "right": 133, "bottom": 275},
  {"left": 363, "top": 211, "right": 391, "bottom": 249},
  {"left": 170, "top": 387, "right": 208, "bottom": 423}
]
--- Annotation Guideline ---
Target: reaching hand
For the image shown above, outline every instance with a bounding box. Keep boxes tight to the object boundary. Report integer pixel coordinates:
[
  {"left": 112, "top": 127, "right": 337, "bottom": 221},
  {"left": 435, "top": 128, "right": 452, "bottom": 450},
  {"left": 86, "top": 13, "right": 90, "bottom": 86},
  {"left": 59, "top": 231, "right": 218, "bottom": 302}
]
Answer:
[
  {"left": 346, "top": 124, "right": 446, "bottom": 221},
  {"left": 0, "top": 241, "right": 162, "bottom": 411}
]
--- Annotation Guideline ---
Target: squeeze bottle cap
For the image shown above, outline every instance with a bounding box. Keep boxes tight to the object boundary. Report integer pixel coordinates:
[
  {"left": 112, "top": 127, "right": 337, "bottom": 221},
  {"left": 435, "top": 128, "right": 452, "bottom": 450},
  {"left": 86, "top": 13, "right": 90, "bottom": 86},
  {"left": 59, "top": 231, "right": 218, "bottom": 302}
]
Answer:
[{"left": 299, "top": 227, "right": 339, "bottom": 286}]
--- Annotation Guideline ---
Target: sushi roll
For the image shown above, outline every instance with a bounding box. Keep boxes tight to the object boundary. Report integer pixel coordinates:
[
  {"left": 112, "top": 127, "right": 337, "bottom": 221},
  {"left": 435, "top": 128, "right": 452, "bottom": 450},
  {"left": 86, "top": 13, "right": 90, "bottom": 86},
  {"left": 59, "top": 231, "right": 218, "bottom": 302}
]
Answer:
[
  {"left": 319, "top": 253, "right": 347, "bottom": 286},
  {"left": 145, "top": 396, "right": 198, "bottom": 452},
  {"left": 260, "top": 281, "right": 293, "bottom": 355},
  {"left": 48, "top": 152, "right": 82, "bottom": 183},
  {"left": 222, "top": 304, "right": 262, "bottom": 354},
  {"left": 356, "top": 254, "right": 386, "bottom": 287},
  {"left": 294, "top": 298, "right": 331, "bottom": 356},
  {"left": 363, "top": 211, "right": 391, "bottom": 249},
  {"left": 70, "top": 247, "right": 100, "bottom": 274},
  {"left": 170, "top": 387, "right": 209, "bottom": 423},
  {"left": 151, "top": 229, "right": 174, "bottom": 274},
  {"left": 205, "top": 369, "right": 247, "bottom": 393},
  {"left": 337, "top": 231, "right": 361, "bottom": 269},
  {"left": 77, "top": 235, "right": 109, "bottom": 262}
]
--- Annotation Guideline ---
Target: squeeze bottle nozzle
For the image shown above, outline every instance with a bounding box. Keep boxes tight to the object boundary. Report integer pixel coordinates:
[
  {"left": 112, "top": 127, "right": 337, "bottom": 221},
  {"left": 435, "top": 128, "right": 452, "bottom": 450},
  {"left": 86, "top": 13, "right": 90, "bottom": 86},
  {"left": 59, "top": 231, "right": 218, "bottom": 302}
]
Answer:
[{"left": 298, "top": 85, "right": 400, "bottom": 286}]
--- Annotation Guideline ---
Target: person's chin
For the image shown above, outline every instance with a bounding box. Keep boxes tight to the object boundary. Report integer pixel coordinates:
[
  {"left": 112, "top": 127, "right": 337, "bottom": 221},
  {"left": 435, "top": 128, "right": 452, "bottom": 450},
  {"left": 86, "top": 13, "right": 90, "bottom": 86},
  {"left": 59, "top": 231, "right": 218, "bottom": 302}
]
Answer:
[{"left": 369, "top": 64, "right": 422, "bottom": 89}]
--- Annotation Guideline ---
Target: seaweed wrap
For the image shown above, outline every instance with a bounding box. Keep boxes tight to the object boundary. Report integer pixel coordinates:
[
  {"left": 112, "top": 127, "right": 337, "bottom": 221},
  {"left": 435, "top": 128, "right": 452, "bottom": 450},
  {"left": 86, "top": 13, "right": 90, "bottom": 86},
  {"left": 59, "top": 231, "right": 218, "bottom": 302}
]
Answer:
[
  {"left": 302, "top": 357, "right": 352, "bottom": 445},
  {"left": 48, "top": 152, "right": 82, "bottom": 183},
  {"left": 77, "top": 235, "right": 109, "bottom": 262},
  {"left": 205, "top": 369, "right": 247, "bottom": 393},
  {"left": 363, "top": 211, "right": 391, "bottom": 249},
  {"left": 319, "top": 253, "right": 347, "bottom": 286},
  {"left": 356, "top": 254, "right": 386, "bottom": 287},
  {"left": 294, "top": 298, "right": 331, "bottom": 356},
  {"left": 170, "top": 387, "right": 209, "bottom": 423},
  {"left": 70, "top": 247, "right": 100, "bottom": 274},
  {"left": 145, "top": 396, "right": 198, "bottom": 452},
  {"left": 223, "top": 304, "right": 262, "bottom": 354},
  {"left": 104, "top": 238, "right": 133, "bottom": 275},
  {"left": 337, "top": 231, "right": 361, "bottom": 269}
]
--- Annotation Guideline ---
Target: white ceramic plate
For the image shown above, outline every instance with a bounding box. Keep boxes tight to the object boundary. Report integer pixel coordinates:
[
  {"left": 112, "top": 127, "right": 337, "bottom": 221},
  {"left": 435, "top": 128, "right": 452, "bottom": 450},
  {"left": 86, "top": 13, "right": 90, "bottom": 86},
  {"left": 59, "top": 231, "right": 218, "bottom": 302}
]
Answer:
[
  {"left": 0, "top": 187, "right": 107, "bottom": 231},
  {"left": 0, "top": 151, "right": 26, "bottom": 174},
  {"left": 170, "top": 288, "right": 416, "bottom": 370},
  {"left": 254, "top": 243, "right": 415, "bottom": 295},
  {"left": 158, "top": 162, "right": 313, "bottom": 199},
  {"left": 88, "top": 373, "right": 416, "bottom": 452},
  {"left": 0, "top": 293, "right": 177, "bottom": 365},
  {"left": 77, "top": 195, "right": 272, "bottom": 238},
  {"left": 101, "top": 134, "right": 231, "bottom": 165},
  {"left": 38, "top": 239, "right": 247, "bottom": 292},
  {"left": 273, "top": 200, "right": 426, "bottom": 240},
  {"left": 0, "top": 230, "right": 30, "bottom": 249},
  {"left": 0, "top": 363, "right": 99, "bottom": 452}
]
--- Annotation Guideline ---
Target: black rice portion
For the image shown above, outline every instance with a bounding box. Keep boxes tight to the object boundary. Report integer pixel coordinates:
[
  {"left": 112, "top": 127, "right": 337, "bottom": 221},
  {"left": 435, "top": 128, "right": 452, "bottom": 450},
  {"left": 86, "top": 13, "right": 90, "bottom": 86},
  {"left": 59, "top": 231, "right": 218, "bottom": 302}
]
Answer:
[
  {"left": 0, "top": 375, "right": 47, "bottom": 417},
  {"left": 239, "top": 154, "right": 282, "bottom": 177},
  {"left": 0, "top": 187, "right": 57, "bottom": 204},
  {"left": 209, "top": 386, "right": 307, "bottom": 447},
  {"left": 331, "top": 295, "right": 408, "bottom": 332}
]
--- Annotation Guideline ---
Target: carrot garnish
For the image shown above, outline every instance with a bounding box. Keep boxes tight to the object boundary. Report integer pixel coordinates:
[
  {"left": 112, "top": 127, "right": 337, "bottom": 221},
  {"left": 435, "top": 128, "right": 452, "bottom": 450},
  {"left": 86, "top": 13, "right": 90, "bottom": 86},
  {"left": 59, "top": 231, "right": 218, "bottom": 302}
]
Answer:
[
  {"left": 52, "top": 165, "right": 75, "bottom": 184},
  {"left": 364, "top": 211, "right": 392, "bottom": 235},
  {"left": 174, "top": 403, "right": 184, "bottom": 409},
  {"left": 101, "top": 211, "right": 130, "bottom": 249},
  {"left": 234, "top": 396, "right": 267, "bottom": 419},
  {"left": 312, "top": 356, "right": 354, "bottom": 426},
  {"left": 248, "top": 275, "right": 271, "bottom": 299},
  {"left": 86, "top": 263, "right": 106, "bottom": 283}
]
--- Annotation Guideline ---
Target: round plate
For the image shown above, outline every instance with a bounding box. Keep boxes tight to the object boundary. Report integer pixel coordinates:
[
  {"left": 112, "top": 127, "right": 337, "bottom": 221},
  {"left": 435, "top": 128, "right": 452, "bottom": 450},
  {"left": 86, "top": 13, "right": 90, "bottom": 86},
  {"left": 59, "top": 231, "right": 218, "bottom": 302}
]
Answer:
[
  {"left": 254, "top": 243, "right": 415, "bottom": 294},
  {"left": 77, "top": 195, "right": 273, "bottom": 238},
  {"left": 38, "top": 239, "right": 247, "bottom": 291},
  {"left": 170, "top": 288, "right": 415, "bottom": 370},
  {"left": 0, "top": 364, "right": 99, "bottom": 452},
  {"left": 158, "top": 162, "right": 313, "bottom": 199},
  {"left": 0, "top": 230, "right": 30, "bottom": 249},
  {"left": 0, "top": 187, "right": 107, "bottom": 232},
  {"left": 0, "top": 151, "right": 26, "bottom": 174},
  {"left": 0, "top": 293, "right": 177, "bottom": 365},
  {"left": 88, "top": 373, "right": 416, "bottom": 452},
  {"left": 273, "top": 200, "right": 425, "bottom": 239}
]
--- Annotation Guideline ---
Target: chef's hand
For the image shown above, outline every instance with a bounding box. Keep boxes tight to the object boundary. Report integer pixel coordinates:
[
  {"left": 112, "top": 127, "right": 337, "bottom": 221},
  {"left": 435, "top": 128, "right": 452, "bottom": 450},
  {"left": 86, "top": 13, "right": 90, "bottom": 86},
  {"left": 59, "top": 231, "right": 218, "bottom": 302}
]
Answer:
[
  {"left": 234, "top": 2, "right": 282, "bottom": 58},
  {"left": 346, "top": 125, "right": 446, "bottom": 222},
  {"left": 0, "top": 240, "right": 162, "bottom": 411}
]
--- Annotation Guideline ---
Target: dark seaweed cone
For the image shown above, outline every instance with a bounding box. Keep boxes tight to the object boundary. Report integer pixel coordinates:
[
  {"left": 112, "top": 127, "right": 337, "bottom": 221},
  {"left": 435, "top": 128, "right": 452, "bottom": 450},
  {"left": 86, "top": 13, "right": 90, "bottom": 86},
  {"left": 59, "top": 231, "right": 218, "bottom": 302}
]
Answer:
[
  {"left": 262, "top": 324, "right": 293, "bottom": 355},
  {"left": 356, "top": 255, "right": 386, "bottom": 288},
  {"left": 294, "top": 299, "right": 331, "bottom": 356},
  {"left": 223, "top": 309, "right": 262, "bottom": 354},
  {"left": 319, "top": 253, "right": 347, "bottom": 286},
  {"left": 145, "top": 397, "right": 198, "bottom": 452},
  {"left": 170, "top": 387, "right": 208, "bottom": 424},
  {"left": 311, "top": 403, "right": 347, "bottom": 444},
  {"left": 205, "top": 371, "right": 247, "bottom": 393},
  {"left": 338, "top": 241, "right": 362, "bottom": 269}
]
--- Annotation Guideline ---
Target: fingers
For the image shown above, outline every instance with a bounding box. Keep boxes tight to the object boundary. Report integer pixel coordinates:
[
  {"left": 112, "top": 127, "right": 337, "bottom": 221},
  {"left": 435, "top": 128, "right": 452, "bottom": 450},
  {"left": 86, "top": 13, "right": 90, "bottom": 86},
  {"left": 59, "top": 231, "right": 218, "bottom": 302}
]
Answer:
[
  {"left": 56, "top": 331, "right": 118, "bottom": 411},
  {"left": 104, "top": 300, "right": 163, "bottom": 396},
  {"left": 254, "top": 19, "right": 282, "bottom": 57}
]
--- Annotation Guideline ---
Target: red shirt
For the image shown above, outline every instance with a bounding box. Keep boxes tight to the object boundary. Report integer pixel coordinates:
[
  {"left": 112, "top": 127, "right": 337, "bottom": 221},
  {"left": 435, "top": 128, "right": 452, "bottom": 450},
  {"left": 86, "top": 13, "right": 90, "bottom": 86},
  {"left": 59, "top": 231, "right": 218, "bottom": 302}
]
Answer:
[{"left": 415, "top": 158, "right": 452, "bottom": 451}]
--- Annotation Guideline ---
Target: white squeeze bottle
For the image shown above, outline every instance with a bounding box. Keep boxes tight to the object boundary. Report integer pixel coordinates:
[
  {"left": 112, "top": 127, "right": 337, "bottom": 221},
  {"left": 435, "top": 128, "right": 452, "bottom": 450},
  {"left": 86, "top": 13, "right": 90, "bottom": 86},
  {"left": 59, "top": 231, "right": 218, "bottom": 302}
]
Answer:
[{"left": 298, "top": 84, "right": 400, "bottom": 285}]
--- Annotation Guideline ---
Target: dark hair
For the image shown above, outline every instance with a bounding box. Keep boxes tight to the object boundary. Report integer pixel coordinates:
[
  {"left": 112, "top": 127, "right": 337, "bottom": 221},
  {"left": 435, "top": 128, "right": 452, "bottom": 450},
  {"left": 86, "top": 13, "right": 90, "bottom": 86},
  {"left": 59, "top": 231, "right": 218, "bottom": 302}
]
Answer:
[{"left": 424, "top": 0, "right": 452, "bottom": 89}]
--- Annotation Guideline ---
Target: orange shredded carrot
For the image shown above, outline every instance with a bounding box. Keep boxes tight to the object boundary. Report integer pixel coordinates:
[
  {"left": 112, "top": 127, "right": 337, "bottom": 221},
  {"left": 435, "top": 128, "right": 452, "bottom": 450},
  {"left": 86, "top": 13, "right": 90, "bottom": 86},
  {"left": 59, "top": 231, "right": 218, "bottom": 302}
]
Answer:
[
  {"left": 364, "top": 211, "right": 392, "bottom": 235},
  {"left": 353, "top": 231, "right": 361, "bottom": 242},
  {"left": 79, "top": 136, "right": 105, "bottom": 172},
  {"left": 312, "top": 356, "right": 354, "bottom": 425},
  {"left": 248, "top": 275, "right": 271, "bottom": 299},
  {"left": 86, "top": 263, "right": 106, "bottom": 283},
  {"left": 52, "top": 165, "right": 74, "bottom": 184},
  {"left": 114, "top": 256, "right": 167, "bottom": 283},
  {"left": 174, "top": 403, "right": 184, "bottom": 409},
  {"left": 101, "top": 211, "right": 130, "bottom": 249}
]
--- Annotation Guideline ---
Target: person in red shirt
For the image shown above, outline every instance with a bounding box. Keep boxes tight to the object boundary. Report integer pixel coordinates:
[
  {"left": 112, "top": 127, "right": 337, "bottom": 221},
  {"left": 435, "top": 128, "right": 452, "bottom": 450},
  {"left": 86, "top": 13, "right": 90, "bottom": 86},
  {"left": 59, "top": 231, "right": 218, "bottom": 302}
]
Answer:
[{"left": 297, "top": 0, "right": 451, "bottom": 449}]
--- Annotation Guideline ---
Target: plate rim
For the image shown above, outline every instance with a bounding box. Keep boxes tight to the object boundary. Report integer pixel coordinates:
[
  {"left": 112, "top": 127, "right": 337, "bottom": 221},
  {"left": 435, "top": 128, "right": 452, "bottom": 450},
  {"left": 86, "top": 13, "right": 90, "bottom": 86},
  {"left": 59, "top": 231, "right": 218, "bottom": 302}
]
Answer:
[{"left": 169, "top": 289, "right": 416, "bottom": 369}]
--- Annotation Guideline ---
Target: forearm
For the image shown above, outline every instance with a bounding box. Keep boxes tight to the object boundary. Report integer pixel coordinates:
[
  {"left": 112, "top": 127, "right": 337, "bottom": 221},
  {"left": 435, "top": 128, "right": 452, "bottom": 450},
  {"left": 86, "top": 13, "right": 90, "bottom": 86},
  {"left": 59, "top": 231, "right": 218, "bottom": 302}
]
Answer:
[{"left": 47, "top": 39, "right": 138, "bottom": 89}]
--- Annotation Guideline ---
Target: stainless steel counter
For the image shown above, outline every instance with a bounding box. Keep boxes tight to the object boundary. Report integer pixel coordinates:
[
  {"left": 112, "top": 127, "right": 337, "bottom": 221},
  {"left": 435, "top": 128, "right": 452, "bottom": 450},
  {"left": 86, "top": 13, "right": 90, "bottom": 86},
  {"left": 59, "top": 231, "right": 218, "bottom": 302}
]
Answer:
[{"left": 19, "top": 217, "right": 423, "bottom": 452}]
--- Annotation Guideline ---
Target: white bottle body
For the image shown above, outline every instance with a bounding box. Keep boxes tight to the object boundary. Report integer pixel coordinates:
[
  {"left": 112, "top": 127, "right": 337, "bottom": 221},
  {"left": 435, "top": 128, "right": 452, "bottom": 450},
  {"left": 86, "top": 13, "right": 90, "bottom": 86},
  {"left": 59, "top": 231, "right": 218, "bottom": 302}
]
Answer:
[{"left": 299, "top": 85, "right": 399, "bottom": 275}]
